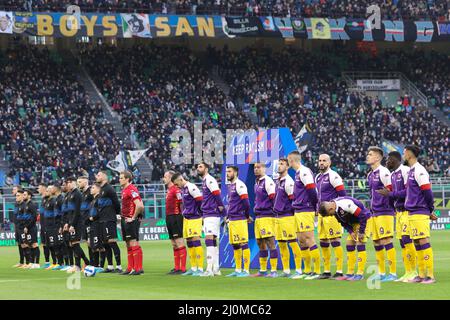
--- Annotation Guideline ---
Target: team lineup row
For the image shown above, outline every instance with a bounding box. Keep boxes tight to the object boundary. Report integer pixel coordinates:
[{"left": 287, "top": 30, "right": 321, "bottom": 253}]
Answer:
[
  {"left": 163, "top": 145, "right": 435, "bottom": 283},
  {"left": 11, "top": 145, "right": 435, "bottom": 283},
  {"left": 12, "top": 171, "right": 145, "bottom": 275}
]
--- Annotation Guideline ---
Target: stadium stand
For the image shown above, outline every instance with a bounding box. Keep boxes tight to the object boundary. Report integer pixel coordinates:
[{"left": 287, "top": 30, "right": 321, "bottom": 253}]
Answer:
[
  {"left": 0, "top": 0, "right": 448, "bottom": 20},
  {"left": 0, "top": 45, "right": 123, "bottom": 185},
  {"left": 76, "top": 43, "right": 449, "bottom": 180},
  {"left": 79, "top": 44, "right": 254, "bottom": 181},
  {"left": 212, "top": 44, "right": 449, "bottom": 178}
]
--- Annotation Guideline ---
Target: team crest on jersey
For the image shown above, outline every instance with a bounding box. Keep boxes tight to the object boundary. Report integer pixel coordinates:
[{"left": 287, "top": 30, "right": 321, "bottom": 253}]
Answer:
[{"left": 131, "top": 191, "right": 139, "bottom": 197}]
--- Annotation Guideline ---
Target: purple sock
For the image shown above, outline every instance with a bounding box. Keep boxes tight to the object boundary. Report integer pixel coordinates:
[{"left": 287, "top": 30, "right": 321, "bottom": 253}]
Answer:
[
  {"left": 269, "top": 249, "right": 278, "bottom": 259},
  {"left": 320, "top": 241, "right": 330, "bottom": 248},
  {"left": 259, "top": 250, "right": 268, "bottom": 258},
  {"left": 331, "top": 241, "right": 341, "bottom": 248}
]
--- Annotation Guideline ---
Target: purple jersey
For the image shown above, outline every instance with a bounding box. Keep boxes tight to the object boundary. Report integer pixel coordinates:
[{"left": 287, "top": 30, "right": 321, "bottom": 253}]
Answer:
[
  {"left": 368, "top": 165, "right": 394, "bottom": 216},
  {"left": 254, "top": 175, "right": 276, "bottom": 218},
  {"left": 405, "top": 162, "right": 432, "bottom": 215},
  {"left": 391, "top": 165, "right": 409, "bottom": 212},
  {"left": 292, "top": 165, "right": 317, "bottom": 212},
  {"left": 333, "top": 196, "right": 369, "bottom": 233},
  {"left": 201, "top": 174, "right": 221, "bottom": 218},
  {"left": 273, "top": 174, "right": 295, "bottom": 217},
  {"left": 181, "top": 182, "right": 203, "bottom": 219},
  {"left": 226, "top": 179, "right": 249, "bottom": 221},
  {"left": 316, "top": 169, "right": 345, "bottom": 202}
]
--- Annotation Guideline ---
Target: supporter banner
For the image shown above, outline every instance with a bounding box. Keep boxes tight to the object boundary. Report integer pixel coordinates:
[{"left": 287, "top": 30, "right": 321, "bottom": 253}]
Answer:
[
  {"left": 223, "top": 16, "right": 260, "bottom": 37},
  {"left": 356, "top": 79, "right": 401, "bottom": 91},
  {"left": 0, "top": 11, "right": 13, "bottom": 34},
  {"left": 121, "top": 13, "right": 151, "bottom": 38},
  {"left": 148, "top": 15, "right": 223, "bottom": 38},
  {"left": 106, "top": 148, "right": 148, "bottom": 172},
  {"left": 295, "top": 123, "right": 313, "bottom": 153},
  {"left": 2, "top": 12, "right": 450, "bottom": 41}
]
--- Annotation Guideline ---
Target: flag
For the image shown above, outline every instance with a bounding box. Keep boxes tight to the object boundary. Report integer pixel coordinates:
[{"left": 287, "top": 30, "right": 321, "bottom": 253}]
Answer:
[
  {"left": 260, "top": 16, "right": 275, "bottom": 31},
  {"left": 0, "top": 11, "right": 13, "bottom": 34},
  {"left": 310, "top": 18, "right": 331, "bottom": 39},
  {"left": 106, "top": 149, "right": 148, "bottom": 172},
  {"left": 294, "top": 124, "right": 313, "bottom": 153},
  {"left": 381, "top": 139, "right": 404, "bottom": 155},
  {"left": 274, "top": 17, "right": 294, "bottom": 38},
  {"left": 121, "top": 13, "right": 151, "bottom": 38},
  {"left": 107, "top": 151, "right": 127, "bottom": 172},
  {"left": 128, "top": 149, "right": 148, "bottom": 166}
]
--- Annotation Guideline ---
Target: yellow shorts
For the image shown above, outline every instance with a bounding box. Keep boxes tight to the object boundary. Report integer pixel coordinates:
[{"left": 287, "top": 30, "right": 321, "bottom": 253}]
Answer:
[
  {"left": 395, "top": 211, "right": 410, "bottom": 239},
  {"left": 275, "top": 216, "right": 297, "bottom": 241},
  {"left": 228, "top": 219, "right": 249, "bottom": 244},
  {"left": 371, "top": 215, "right": 394, "bottom": 241},
  {"left": 183, "top": 217, "right": 203, "bottom": 239},
  {"left": 346, "top": 222, "right": 370, "bottom": 243},
  {"left": 294, "top": 211, "right": 315, "bottom": 233},
  {"left": 409, "top": 214, "right": 430, "bottom": 240},
  {"left": 254, "top": 217, "right": 275, "bottom": 239},
  {"left": 318, "top": 215, "right": 343, "bottom": 240}
]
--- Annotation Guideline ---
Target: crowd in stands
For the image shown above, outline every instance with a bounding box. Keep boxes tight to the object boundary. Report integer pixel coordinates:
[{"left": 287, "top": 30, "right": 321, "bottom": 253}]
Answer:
[
  {"left": 0, "top": 0, "right": 448, "bottom": 20},
  {"left": 79, "top": 42, "right": 449, "bottom": 181},
  {"left": 0, "top": 45, "right": 123, "bottom": 185},
  {"left": 211, "top": 44, "right": 449, "bottom": 178},
  {"left": 79, "top": 44, "right": 253, "bottom": 182},
  {"left": 0, "top": 42, "right": 448, "bottom": 184}
]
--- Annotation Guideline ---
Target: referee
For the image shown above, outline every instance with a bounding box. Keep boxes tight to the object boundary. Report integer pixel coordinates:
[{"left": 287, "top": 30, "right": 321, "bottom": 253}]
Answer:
[
  {"left": 163, "top": 170, "right": 186, "bottom": 275},
  {"left": 119, "top": 171, "right": 144, "bottom": 275}
]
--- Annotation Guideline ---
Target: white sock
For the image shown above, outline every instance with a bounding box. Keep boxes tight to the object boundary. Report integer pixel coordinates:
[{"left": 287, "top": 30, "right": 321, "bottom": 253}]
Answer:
[
  {"left": 206, "top": 246, "right": 214, "bottom": 272},
  {"left": 107, "top": 265, "right": 114, "bottom": 270},
  {"left": 283, "top": 269, "right": 290, "bottom": 274},
  {"left": 213, "top": 246, "right": 220, "bottom": 272},
  {"left": 116, "top": 265, "right": 122, "bottom": 270}
]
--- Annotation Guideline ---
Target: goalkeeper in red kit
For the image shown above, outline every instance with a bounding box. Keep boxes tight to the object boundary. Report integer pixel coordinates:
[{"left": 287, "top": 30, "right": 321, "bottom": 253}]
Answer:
[{"left": 119, "top": 171, "right": 145, "bottom": 275}]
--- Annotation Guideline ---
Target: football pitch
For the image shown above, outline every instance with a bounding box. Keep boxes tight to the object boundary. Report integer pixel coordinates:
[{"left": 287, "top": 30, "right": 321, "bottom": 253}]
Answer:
[{"left": 0, "top": 231, "right": 449, "bottom": 300}]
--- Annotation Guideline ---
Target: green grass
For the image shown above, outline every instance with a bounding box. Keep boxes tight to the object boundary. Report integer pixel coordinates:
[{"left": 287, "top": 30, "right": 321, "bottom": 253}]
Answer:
[{"left": 1, "top": 231, "right": 449, "bottom": 300}]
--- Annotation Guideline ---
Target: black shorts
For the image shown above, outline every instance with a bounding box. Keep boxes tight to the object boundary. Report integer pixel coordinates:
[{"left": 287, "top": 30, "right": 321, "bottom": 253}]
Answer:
[
  {"left": 15, "top": 230, "right": 21, "bottom": 243},
  {"left": 121, "top": 219, "right": 140, "bottom": 241},
  {"left": 166, "top": 214, "right": 183, "bottom": 240},
  {"left": 62, "top": 230, "right": 71, "bottom": 243},
  {"left": 89, "top": 221, "right": 103, "bottom": 250},
  {"left": 46, "top": 227, "right": 64, "bottom": 247},
  {"left": 22, "top": 226, "right": 38, "bottom": 245},
  {"left": 82, "top": 221, "right": 91, "bottom": 241},
  {"left": 100, "top": 221, "right": 118, "bottom": 243},
  {"left": 69, "top": 223, "right": 84, "bottom": 242}
]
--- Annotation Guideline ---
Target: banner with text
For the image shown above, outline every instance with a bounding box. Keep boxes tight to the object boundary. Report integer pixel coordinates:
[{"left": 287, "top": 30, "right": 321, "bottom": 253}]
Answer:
[
  {"left": 1, "top": 11, "right": 449, "bottom": 42},
  {"left": 356, "top": 79, "right": 401, "bottom": 91}
]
